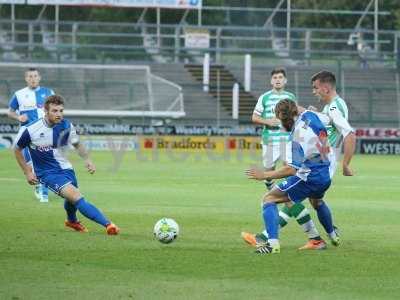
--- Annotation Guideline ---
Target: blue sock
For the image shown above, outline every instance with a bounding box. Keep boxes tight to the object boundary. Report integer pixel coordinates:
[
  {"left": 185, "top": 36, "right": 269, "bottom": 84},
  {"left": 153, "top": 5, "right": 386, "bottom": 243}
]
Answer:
[
  {"left": 75, "top": 198, "right": 110, "bottom": 227},
  {"left": 42, "top": 184, "right": 49, "bottom": 198},
  {"left": 316, "top": 200, "right": 334, "bottom": 234},
  {"left": 262, "top": 203, "right": 279, "bottom": 240},
  {"left": 64, "top": 200, "right": 78, "bottom": 222}
]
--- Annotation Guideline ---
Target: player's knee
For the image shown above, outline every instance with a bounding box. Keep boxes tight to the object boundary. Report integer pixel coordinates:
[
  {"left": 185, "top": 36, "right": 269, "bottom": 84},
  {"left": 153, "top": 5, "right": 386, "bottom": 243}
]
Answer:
[
  {"left": 285, "top": 201, "right": 293, "bottom": 208},
  {"left": 263, "top": 190, "right": 281, "bottom": 204},
  {"left": 60, "top": 185, "right": 82, "bottom": 202},
  {"left": 309, "top": 198, "right": 323, "bottom": 209}
]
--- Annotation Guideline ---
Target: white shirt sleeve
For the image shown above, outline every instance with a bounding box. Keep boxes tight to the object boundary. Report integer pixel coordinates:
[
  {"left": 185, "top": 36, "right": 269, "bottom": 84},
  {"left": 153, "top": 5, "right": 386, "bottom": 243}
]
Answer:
[
  {"left": 68, "top": 124, "right": 80, "bottom": 145},
  {"left": 327, "top": 107, "right": 354, "bottom": 138},
  {"left": 253, "top": 95, "right": 264, "bottom": 116},
  {"left": 13, "top": 126, "right": 29, "bottom": 149}
]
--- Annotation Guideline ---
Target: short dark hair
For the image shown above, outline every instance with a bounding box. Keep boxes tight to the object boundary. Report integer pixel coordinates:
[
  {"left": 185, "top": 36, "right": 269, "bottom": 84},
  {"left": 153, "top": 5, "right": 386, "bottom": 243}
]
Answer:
[
  {"left": 271, "top": 68, "right": 286, "bottom": 77},
  {"left": 311, "top": 70, "right": 336, "bottom": 87},
  {"left": 26, "top": 67, "right": 38, "bottom": 73},
  {"left": 45, "top": 95, "right": 64, "bottom": 110}
]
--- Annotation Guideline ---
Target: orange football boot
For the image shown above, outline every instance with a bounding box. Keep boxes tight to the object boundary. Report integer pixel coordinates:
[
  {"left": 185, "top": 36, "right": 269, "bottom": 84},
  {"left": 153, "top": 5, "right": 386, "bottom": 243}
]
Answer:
[
  {"left": 298, "top": 239, "right": 327, "bottom": 250},
  {"left": 106, "top": 223, "right": 120, "bottom": 235},
  {"left": 65, "top": 220, "right": 88, "bottom": 233}
]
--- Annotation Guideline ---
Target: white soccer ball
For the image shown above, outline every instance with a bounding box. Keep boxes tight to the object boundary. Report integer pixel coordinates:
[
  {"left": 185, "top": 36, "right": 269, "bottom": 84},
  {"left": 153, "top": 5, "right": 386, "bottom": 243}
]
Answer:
[{"left": 153, "top": 218, "right": 179, "bottom": 244}]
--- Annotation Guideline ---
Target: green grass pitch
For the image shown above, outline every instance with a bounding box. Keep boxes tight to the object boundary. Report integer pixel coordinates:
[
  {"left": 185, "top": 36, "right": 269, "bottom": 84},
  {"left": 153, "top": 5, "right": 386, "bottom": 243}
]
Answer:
[{"left": 0, "top": 149, "right": 399, "bottom": 300}]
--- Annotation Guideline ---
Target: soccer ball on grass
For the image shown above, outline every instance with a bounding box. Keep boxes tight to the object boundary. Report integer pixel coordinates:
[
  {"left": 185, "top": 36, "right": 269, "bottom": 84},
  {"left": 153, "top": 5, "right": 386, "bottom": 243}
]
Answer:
[{"left": 153, "top": 218, "right": 179, "bottom": 244}]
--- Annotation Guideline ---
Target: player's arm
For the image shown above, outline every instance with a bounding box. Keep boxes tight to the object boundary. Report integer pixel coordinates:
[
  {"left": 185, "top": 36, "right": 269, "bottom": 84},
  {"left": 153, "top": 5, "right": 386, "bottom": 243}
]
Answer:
[
  {"left": 246, "top": 165, "right": 296, "bottom": 180},
  {"left": 8, "top": 109, "right": 27, "bottom": 123},
  {"left": 72, "top": 142, "right": 96, "bottom": 174},
  {"left": 13, "top": 128, "right": 37, "bottom": 185},
  {"left": 8, "top": 94, "right": 27, "bottom": 123},
  {"left": 252, "top": 113, "right": 281, "bottom": 127},
  {"left": 252, "top": 94, "right": 281, "bottom": 127},
  {"left": 342, "top": 133, "right": 356, "bottom": 176},
  {"left": 14, "top": 147, "right": 38, "bottom": 185},
  {"left": 328, "top": 109, "right": 356, "bottom": 176},
  {"left": 246, "top": 140, "right": 300, "bottom": 180},
  {"left": 67, "top": 123, "right": 95, "bottom": 174}
]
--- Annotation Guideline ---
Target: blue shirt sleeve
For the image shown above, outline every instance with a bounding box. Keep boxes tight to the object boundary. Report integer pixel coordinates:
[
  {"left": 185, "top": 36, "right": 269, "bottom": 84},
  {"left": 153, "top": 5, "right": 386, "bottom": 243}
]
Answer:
[
  {"left": 8, "top": 94, "right": 19, "bottom": 111},
  {"left": 15, "top": 128, "right": 31, "bottom": 149}
]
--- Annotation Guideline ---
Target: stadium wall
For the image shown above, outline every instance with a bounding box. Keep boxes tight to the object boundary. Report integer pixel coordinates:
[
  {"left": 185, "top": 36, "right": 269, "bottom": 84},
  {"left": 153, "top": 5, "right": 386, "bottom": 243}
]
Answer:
[{"left": 1, "top": 124, "right": 400, "bottom": 155}]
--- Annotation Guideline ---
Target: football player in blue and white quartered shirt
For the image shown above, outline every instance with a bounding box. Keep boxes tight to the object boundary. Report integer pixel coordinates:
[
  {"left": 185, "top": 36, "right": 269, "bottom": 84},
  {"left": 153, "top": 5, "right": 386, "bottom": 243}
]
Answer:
[
  {"left": 246, "top": 99, "right": 333, "bottom": 255},
  {"left": 13, "top": 95, "right": 120, "bottom": 235},
  {"left": 8, "top": 68, "right": 54, "bottom": 202}
]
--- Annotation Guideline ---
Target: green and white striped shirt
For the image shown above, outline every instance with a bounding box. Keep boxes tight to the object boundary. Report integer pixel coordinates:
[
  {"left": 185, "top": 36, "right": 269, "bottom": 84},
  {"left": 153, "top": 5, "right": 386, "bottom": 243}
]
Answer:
[
  {"left": 322, "top": 95, "right": 352, "bottom": 147},
  {"left": 253, "top": 90, "right": 296, "bottom": 144}
]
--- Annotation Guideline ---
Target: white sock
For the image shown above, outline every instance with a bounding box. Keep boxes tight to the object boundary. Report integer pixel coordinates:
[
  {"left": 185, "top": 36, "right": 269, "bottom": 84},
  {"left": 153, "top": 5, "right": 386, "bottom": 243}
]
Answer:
[{"left": 268, "top": 239, "right": 279, "bottom": 247}]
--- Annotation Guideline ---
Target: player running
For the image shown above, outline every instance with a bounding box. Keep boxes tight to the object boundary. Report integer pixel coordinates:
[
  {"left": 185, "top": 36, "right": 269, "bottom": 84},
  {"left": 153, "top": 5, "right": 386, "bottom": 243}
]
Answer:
[
  {"left": 13, "top": 95, "right": 120, "bottom": 235},
  {"left": 8, "top": 68, "right": 54, "bottom": 202}
]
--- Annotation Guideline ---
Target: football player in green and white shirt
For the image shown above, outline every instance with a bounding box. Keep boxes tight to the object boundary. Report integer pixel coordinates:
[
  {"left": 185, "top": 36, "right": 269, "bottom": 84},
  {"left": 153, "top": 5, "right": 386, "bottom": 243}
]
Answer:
[
  {"left": 252, "top": 68, "right": 296, "bottom": 190},
  {"left": 305, "top": 70, "right": 356, "bottom": 246},
  {"left": 278, "top": 71, "right": 356, "bottom": 248},
  {"left": 314, "top": 72, "right": 355, "bottom": 178}
]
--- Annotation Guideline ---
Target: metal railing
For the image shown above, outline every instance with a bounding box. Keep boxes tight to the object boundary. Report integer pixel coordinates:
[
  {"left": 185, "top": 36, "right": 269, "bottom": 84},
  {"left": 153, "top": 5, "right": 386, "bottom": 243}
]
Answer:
[{"left": 0, "top": 19, "right": 399, "bottom": 64}]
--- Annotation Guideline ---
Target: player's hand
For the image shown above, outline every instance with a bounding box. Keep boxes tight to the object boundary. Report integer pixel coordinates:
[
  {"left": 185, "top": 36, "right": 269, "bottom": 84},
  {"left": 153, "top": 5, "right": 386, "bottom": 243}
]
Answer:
[
  {"left": 245, "top": 168, "right": 266, "bottom": 180},
  {"left": 266, "top": 118, "right": 281, "bottom": 127},
  {"left": 307, "top": 105, "right": 318, "bottom": 111},
  {"left": 342, "top": 165, "right": 354, "bottom": 176},
  {"left": 25, "top": 171, "right": 38, "bottom": 185},
  {"left": 85, "top": 160, "right": 96, "bottom": 174},
  {"left": 18, "top": 114, "right": 28, "bottom": 123}
]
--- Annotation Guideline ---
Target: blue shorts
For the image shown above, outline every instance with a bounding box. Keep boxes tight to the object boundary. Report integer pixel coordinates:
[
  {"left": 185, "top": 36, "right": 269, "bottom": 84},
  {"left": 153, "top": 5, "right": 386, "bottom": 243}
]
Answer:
[
  {"left": 39, "top": 169, "right": 78, "bottom": 195},
  {"left": 277, "top": 176, "right": 331, "bottom": 203}
]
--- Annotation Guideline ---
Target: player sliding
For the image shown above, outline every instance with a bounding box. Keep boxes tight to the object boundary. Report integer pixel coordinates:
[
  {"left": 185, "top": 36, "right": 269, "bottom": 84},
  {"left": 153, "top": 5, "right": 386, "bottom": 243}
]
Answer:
[
  {"left": 246, "top": 99, "right": 333, "bottom": 254},
  {"left": 13, "top": 95, "right": 120, "bottom": 235}
]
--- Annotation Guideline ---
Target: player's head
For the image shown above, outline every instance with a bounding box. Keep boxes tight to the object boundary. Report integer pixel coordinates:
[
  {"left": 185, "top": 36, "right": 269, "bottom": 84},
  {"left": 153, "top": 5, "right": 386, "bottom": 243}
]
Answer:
[
  {"left": 25, "top": 68, "right": 41, "bottom": 89},
  {"left": 270, "top": 68, "right": 287, "bottom": 91},
  {"left": 275, "top": 99, "right": 298, "bottom": 132},
  {"left": 311, "top": 70, "right": 336, "bottom": 103},
  {"left": 44, "top": 95, "right": 64, "bottom": 125}
]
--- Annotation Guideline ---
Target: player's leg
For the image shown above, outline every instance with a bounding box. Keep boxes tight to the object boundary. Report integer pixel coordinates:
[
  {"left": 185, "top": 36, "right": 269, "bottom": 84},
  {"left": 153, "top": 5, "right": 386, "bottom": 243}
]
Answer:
[
  {"left": 242, "top": 204, "right": 292, "bottom": 246},
  {"left": 262, "top": 143, "right": 279, "bottom": 190},
  {"left": 243, "top": 192, "right": 324, "bottom": 249},
  {"left": 307, "top": 149, "right": 340, "bottom": 246},
  {"left": 42, "top": 170, "right": 119, "bottom": 234},
  {"left": 60, "top": 184, "right": 119, "bottom": 235},
  {"left": 309, "top": 198, "right": 340, "bottom": 246},
  {"left": 255, "top": 188, "right": 288, "bottom": 254},
  {"left": 277, "top": 178, "right": 327, "bottom": 250}
]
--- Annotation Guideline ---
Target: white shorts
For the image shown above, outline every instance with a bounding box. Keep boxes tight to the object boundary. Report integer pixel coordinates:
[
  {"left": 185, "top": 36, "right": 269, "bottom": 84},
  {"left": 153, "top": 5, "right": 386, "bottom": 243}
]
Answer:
[
  {"left": 328, "top": 147, "right": 341, "bottom": 178},
  {"left": 262, "top": 143, "right": 288, "bottom": 169}
]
